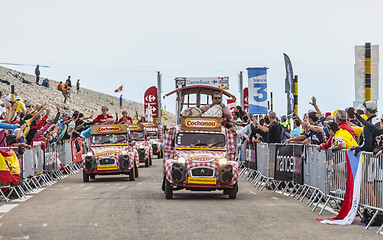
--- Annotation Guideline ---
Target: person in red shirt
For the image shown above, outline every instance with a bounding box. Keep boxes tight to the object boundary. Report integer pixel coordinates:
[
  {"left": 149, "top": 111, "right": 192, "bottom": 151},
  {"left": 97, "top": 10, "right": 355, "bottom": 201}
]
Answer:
[
  {"left": 117, "top": 110, "right": 133, "bottom": 124},
  {"left": 93, "top": 106, "right": 114, "bottom": 124}
]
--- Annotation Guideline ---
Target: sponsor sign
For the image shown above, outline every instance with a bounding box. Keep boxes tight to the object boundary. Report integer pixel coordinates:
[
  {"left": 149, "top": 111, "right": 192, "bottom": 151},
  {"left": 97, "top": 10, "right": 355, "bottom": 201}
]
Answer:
[
  {"left": 181, "top": 117, "right": 222, "bottom": 132},
  {"left": 141, "top": 122, "right": 158, "bottom": 128},
  {"left": 97, "top": 165, "right": 118, "bottom": 171},
  {"left": 274, "top": 144, "right": 304, "bottom": 184},
  {"left": 71, "top": 139, "right": 83, "bottom": 163},
  {"left": 128, "top": 124, "right": 144, "bottom": 131},
  {"left": 95, "top": 150, "right": 118, "bottom": 157},
  {"left": 188, "top": 177, "right": 217, "bottom": 185},
  {"left": 91, "top": 124, "right": 127, "bottom": 135},
  {"left": 227, "top": 99, "right": 236, "bottom": 116},
  {"left": 248, "top": 68, "right": 268, "bottom": 114},
  {"left": 176, "top": 77, "right": 230, "bottom": 90},
  {"left": 144, "top": 86, "right": 158, "bottom": 119}
]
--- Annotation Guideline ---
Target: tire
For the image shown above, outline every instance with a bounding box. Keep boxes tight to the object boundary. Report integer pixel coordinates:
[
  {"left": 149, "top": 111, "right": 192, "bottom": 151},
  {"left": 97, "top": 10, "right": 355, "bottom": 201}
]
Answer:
[
  {"left": 149, "top": 156, "right": 152, "bottom": 166},
  {"left": 90, "top": 174, "right": 95, "bottom": 180},
  {"left": 229, "top": 183, "right": 238, "bottom": 199},
  {"left": 165, "top": 179, "right": 173, "bottom": 199},
  {"left": 145, "top": 158, "right": 149, "bottom": 167},
  {"left": 134, "top": 164, "right": 139, "bottom": 178},
  {"left": 129, "top": 167, "right": 135, "bottom": 181},
  {"left": 162, "top": 175, "right": 166, "bottom": 191},
  {"left": 223, "top": 189, "right": 229, "bottom": 195},
  {"left": 83, "top": 171, "right": 89, "bottom": 182}
]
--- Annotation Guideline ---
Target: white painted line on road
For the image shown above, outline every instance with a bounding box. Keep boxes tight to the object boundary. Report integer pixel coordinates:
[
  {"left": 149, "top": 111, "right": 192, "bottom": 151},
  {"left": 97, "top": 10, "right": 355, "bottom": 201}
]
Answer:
[
  {"left": 62, "top": 187, "right": 71, "bottom": 191},
  {"left": 272, "top": 197, "right": 279, "bottom": 200},
  {"left": 12, "top": 196, "right": 32, "bottom": 203},
  {"left": 250, "top": 191, "right": 257, "bottom": 195},
  {"left": 42, "top": 223, "right": 48, "bottom": 227},
  {"left": 114, "top": 183, "right": 120, "bottom": 186},
  {"left": 0, "top": 204, "right": 19, "bottom": 213},
  {"left": 119, "top": 186, "right": 127, "bottom": 189},
  {"left": 136, "top": 183, "right": 142, "bottom": 185}
]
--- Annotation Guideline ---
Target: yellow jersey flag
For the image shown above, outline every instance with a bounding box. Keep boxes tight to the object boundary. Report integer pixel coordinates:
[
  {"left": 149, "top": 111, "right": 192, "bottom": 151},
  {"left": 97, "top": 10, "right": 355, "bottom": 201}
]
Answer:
[
  {"left": 0, "top": 149, "right": 20, "bottom": 184},
  {"left": 133, "top": 108, "right": 138, "bottom": 124}
]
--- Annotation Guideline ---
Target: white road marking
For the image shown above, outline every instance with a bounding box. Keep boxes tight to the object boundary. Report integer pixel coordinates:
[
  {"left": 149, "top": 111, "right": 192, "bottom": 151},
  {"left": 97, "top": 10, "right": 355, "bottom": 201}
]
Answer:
[
  {"left": 272, "top": 197, "right": 279, "bottom": 200},
  {"left": 250, "top": 191, "right": 257, "bottom": 195},
  {"left": 0, "top": 204, "right": 19, "bottom": 213},
  {"left": 62, "top": 187, "right": 71, "bottom": 191},
  {"left": 42, "top": 223, "right": 48, "bottom": 227},
  {"left": 12, "top": 196, "right": 32, "bottom": 203},
  {"left": 136, "top": 183, "right": 142, "bottom": 185}
]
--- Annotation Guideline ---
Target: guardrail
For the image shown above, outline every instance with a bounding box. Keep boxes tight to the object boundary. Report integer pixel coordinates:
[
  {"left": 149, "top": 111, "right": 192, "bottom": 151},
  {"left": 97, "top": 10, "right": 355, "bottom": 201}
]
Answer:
[
  {"left": 0, "top": 139, "right": 84, "bottom": 203},
  {"left": 238, "top": 142, "right": 383, "bottom": 234}
]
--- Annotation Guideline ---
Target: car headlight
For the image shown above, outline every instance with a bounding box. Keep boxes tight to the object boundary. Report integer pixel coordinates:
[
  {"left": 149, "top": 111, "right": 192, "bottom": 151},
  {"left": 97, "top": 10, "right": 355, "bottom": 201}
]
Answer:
[
  {"left": 86, "top": 152, "right": 93, "bottom": 157},
  {"left": 219, "top": 158, "right": 228, "bottom": 165},
  {"left": 177, "top": 157, "right": 186, "bottom": 164},
  {"left": 139, "top": 145, "right": 144, "bottom": 149},
  {"left": 121, "top": 150, "right": 127, "bottom": 155}
]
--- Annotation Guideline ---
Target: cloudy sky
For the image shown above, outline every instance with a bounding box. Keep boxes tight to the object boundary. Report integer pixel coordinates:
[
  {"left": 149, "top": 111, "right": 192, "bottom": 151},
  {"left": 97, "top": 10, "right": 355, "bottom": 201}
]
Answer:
[{"left": 1, "top": 0, "right": 383, "bottom": 117}]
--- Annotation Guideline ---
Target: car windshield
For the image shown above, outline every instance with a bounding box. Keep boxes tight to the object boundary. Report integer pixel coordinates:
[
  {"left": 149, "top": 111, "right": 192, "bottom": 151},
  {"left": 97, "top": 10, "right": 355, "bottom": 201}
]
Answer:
[
  {"left": 131, "top": 131, "right": 145, "bottom": 141},
  {"left": 147, "top": 131, "right": 158, "bottom": 140},
  {"left": 91, "top": 133, "right": 127, "bottom": 144},
  {"left": 176, "top": 132, "right": 225, "bottom": 147}
]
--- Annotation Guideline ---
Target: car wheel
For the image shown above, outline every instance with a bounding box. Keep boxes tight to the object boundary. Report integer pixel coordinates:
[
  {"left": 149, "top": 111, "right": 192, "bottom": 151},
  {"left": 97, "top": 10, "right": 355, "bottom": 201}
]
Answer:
[
  {"left": 134, "top": 164, "right": 139, "bottom": 178},
  {"left": 129, "top": 167, "right": 135, "bottom": 181},
  {"left": 83, "top": 171, "right": 89, "bottom": 182},
  {"left": 229, "top": 183, "right": 238, "bottom": 199},
  {"left": 90, "top": 174, "right": 95, "bottom": 180},
  {"left": 165, "top": 179, "right": 173, "bottom": 199},
  {"left": 223, "top": 189, "right": 229, "bottom": 195}
]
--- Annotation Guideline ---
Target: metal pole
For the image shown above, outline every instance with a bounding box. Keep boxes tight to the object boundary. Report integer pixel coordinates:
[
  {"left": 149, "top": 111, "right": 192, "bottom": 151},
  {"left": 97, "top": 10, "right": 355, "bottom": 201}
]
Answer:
[
  {"left": 157, "top": 71, "right": 162, "bottom": 125},
  {"left": 365, "top": 43, "right": 371, "bottom": 101},
  {"left": 239, "top": 71, "right": 243, "bottom": 108},
  {"left": 270, "top": 92, "right": 273, "bottom": 111}
]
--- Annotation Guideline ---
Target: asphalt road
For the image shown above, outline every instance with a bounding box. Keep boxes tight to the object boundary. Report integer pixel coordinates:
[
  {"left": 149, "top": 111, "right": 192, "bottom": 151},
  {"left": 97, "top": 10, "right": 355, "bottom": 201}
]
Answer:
[{"left": 0, "top": 158, "right": 382, "bottom": 240}]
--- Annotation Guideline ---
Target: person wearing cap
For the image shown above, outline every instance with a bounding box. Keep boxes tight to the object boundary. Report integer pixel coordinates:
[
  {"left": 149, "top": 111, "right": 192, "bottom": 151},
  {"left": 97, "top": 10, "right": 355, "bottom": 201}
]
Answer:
[
  {"left": 317, "top": 122, "right": 358, "bottom": 152},
  {"left": 93, "top": 106, "right": 114, "bottom": 124},
  {"left": 351, "top": 101, "right": 381, "bottom": 154},
  {"left": 117, "top": 110, "right": 133, "bottom": 124}
]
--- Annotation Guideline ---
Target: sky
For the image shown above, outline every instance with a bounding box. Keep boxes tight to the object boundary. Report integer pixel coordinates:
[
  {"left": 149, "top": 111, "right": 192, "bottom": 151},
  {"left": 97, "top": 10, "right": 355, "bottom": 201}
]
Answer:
[{"left": 1, "top": 0, "right": 383, "bottom": 117}]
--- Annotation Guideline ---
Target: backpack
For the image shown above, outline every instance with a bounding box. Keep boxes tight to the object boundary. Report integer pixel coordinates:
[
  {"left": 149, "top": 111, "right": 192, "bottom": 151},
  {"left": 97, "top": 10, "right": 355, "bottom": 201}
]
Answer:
[{"left": 57, "top": 83, "right": 62, "bottom": 91}]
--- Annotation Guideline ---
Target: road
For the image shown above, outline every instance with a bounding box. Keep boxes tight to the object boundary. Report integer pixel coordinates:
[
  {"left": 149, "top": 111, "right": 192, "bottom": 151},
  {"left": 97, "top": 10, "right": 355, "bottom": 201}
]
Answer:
[{"left": 0, "top": 157, "right": 381, "bottom": 240}]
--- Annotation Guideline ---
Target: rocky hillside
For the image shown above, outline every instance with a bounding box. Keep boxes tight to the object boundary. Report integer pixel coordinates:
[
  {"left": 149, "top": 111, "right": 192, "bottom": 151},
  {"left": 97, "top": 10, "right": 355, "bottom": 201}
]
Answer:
[{"left": 0, "top": 66, "right": 175, "bottom": 126}]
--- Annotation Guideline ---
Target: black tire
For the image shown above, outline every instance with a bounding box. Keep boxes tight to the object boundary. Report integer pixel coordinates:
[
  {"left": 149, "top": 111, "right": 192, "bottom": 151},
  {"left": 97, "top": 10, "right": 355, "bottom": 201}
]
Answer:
[
  {"left": 162, "top": 175, "right": 166, "bottom": 191},
  {"left": 229, "top": 183, "right": 238, "bottom": 199},
  {"left": 129, "top": 167, "right": 135, "bottom": 181},
  {"left": 83, "top": 171, "right": 89, "bottom": 182},
  {"left": 165, "top": 179, "right": 173, "bottom": 199},
  {"left": 90, "top": 174, "right": 95, "bottom": 180},
  {"left": 145, "top": 158, "right": 149, "bottom": 167},
  {"left": 134, "top": 164, "right": 139, "bottom": 178},
  {"left": 223, "top": 189, "right": 229, "bottom": 195},
  {"left": 149, "top": 156, "right": 152, "bottom": 166}
]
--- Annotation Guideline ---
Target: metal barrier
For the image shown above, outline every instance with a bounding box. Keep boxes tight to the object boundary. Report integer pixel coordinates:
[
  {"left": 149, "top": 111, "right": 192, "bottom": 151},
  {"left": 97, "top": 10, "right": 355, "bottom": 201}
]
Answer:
[
  {"left": 239, "top": 142, "right": 383, "bottom": 234},
  {"left": 0, "top": 140, "right": 82, "bottom": 203}
]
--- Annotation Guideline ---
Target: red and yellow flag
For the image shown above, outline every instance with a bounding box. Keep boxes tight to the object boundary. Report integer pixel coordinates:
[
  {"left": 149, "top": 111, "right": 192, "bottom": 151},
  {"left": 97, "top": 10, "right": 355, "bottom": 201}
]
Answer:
[
  {"left": 0, "top": 149, "right": 20, "bottom": 184},
  {"left": 114, "top": 85, "right": 123, "bottom": 93}
]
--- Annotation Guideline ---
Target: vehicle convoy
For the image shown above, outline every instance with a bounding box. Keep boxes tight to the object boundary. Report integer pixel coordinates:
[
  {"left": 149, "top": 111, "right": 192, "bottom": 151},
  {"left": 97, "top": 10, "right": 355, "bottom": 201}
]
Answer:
[
  {"left": 142, "top": 122, "right": 164, "bottom": 158},
  {"left": 82, "top": 124, "right": 138, "bottom": 182},
  {"left": 129, "top": 124, "right": 152, "bottom": 167},
  {"left": 162, "top": 85, "right": 239, "bottom": 199}
]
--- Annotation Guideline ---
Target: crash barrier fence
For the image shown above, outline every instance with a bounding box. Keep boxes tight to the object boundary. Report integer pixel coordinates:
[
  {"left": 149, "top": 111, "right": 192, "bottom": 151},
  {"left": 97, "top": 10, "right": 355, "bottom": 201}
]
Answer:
[
  {"left": 238, "top": 142, "right": 383, "bottom": 234},
  {"left": 0, "top": 139, "right": 85, "bottom": 203}
]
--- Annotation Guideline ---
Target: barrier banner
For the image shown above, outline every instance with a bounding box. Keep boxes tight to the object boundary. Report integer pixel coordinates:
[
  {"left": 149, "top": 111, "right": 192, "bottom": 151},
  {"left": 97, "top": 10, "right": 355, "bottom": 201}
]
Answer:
[
  {"left": 247, "top": 68, "right": 268, "bottom": 114},
  {"left": 0, "top": 149, "right": 20, "bottom": 184},
  {"left": 72, "top": 139, "right": 84, "bottom": 163},
  {"left": 249, "top": 143, "right": 257, "bottom": 170},
  {"left": 274, "top": 144, "right": 303, "bottom": 184}
]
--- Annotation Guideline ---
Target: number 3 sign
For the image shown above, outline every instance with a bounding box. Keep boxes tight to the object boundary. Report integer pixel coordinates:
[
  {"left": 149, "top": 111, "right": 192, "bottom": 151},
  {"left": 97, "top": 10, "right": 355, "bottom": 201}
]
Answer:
[{"left": 247, "top": 67, "right": 268, "bottom": 114}]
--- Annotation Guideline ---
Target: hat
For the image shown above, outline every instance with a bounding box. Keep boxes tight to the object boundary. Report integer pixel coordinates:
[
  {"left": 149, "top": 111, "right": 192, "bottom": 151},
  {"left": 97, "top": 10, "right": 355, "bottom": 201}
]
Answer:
[
  {"left": 281, "top": 115, "right": 287, "bottom": 121},
  {"left": 325, "top": 112, "right": 332, "bottom": 118},
  {"left": 363, "top": 101, "right": 377, "bottom": 113},
  {"left": 308, "top": 109, "right": 316, "bottom": 114}
]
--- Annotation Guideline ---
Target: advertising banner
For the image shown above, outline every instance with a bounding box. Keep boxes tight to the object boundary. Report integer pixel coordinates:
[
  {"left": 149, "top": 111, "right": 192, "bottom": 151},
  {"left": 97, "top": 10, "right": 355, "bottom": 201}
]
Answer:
[
  {"left": 243, "top": 87, "right": 249, "bottom": 114},
  {"left": 176, "top": 77, "right": 229, "bottom": 90},
  {"left": 247, "top": 68, "right": 268, "bottom": 114},
  {"left": 249, "top": 143, "right": 257, "bottom": 170},
  {"left": 227, "top": 98, "right": 236, "bottom": 116},
  {"left": 274, "top": 144, "right": 304, "bottom": 184},
  {"left": 144, "top": 86, "right": 158, "bottom": 119},
  {"left": 71, "top": 139, "right": 83, "bottom": 163},
  {"left": 283, "top": 54, "right": 295, "bottom": 118}
]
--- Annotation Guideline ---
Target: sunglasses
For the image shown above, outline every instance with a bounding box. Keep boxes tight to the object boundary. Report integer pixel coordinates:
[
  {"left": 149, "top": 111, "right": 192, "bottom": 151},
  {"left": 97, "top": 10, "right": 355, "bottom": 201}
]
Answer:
[{"left": 214, "top": 97, "right": 221, "bottom": 100}]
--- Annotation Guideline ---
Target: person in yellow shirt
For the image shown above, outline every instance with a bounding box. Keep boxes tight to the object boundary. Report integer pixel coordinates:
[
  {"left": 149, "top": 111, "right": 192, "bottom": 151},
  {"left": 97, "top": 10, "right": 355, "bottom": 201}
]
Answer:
[
  {"left": 61, "top": 83, "right": 68, "bottom": 103},
  {"left": 318, "top": 122, "right": 358, "bottom": 152}
]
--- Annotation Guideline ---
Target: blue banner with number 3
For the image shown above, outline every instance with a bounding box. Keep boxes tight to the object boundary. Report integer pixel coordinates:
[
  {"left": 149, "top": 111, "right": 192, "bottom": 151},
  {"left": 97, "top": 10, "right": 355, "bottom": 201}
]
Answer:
[{"left": 247, "top": 67, "right": 268, "bottom": 114}]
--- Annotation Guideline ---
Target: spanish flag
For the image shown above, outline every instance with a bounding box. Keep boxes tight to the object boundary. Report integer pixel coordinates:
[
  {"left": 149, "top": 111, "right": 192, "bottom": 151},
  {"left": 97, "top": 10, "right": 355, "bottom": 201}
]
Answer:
[
  {"left": 114, "top": 85, "right": 123, "bottom": 93},
  {"left": 133, "top": 108, "right": 138, "bottom": 124},
  {"left": 0, "top": 149, "right": 20, "bottom": 184}
]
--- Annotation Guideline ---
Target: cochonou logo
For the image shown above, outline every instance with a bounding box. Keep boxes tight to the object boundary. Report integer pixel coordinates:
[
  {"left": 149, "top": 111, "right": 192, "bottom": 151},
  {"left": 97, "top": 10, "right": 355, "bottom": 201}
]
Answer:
[
  {"left": 97, "top": 126, "right": 122, "bottom": 133},
  {"left": 185, "top": 118, "right": 219, "bottom": 128}
]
